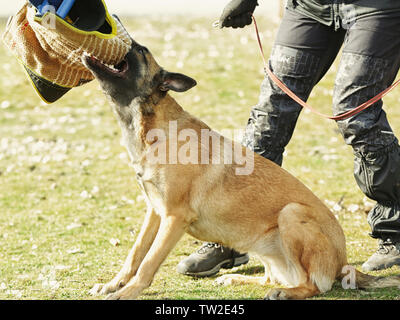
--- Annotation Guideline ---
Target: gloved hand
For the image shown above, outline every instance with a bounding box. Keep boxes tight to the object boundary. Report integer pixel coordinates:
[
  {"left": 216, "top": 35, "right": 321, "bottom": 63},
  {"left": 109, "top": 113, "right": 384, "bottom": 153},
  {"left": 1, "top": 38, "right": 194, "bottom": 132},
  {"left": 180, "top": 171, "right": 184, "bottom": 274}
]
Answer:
[{"left": 219, "top": 0, "right": 258, "bottom": 29}]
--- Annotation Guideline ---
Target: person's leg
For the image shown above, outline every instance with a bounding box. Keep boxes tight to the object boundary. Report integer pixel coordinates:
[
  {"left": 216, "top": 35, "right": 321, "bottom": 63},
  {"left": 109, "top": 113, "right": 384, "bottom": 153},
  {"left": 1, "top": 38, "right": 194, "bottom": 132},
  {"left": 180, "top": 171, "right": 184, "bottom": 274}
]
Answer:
[
  {"left": 332, "top": 12, "right": 400, "bottom": 271},
  {"left": 177, "top": 8, "right": 345, "bottom": 277},
  {"left": 242, "top": 8, "right": 345, "bottom": 165}
]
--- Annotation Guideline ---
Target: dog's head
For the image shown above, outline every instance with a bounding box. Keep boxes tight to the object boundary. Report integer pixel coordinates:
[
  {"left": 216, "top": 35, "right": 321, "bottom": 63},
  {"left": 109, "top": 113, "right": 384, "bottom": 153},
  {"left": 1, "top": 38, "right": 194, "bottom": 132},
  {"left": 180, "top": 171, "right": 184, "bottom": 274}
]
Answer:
[{"left": 83, "top": 37, "right": 197, "bottom": 108}]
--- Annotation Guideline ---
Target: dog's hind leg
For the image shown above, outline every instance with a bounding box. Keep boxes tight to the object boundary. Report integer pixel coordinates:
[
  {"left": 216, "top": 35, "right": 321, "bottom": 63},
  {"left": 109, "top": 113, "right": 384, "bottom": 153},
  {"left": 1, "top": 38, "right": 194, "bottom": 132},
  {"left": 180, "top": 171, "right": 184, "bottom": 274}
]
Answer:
[
  {"left": 264, "top": 203, "right": 339, "bottom": 300},
  {"left": 105, "top": 211, "right": 188, "bottom": 300},
  {"left": 89, "top": 206, "right": 161, "bottom": 296}
]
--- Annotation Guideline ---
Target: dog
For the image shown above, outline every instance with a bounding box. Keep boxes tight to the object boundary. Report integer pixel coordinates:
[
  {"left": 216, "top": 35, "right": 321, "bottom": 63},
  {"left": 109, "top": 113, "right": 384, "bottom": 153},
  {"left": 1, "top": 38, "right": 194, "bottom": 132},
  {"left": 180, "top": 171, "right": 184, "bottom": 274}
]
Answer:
[{"left": 83, "top": 33, "right": 400, "bottom": 300}]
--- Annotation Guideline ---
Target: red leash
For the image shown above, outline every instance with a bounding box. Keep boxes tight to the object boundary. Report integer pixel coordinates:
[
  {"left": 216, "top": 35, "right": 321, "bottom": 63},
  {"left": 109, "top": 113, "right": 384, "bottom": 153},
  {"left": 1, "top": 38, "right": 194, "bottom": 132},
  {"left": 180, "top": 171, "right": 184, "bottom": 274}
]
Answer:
[{"left": 252, "top": 16, "right": 400, "bottom": 121}]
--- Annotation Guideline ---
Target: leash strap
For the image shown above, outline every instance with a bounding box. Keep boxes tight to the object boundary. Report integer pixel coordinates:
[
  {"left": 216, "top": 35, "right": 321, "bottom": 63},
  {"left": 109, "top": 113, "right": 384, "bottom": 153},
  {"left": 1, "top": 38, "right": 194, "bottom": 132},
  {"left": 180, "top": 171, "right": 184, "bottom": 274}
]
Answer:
[{"left": 252, "top": 16, "right": 400, "bottom": 121}]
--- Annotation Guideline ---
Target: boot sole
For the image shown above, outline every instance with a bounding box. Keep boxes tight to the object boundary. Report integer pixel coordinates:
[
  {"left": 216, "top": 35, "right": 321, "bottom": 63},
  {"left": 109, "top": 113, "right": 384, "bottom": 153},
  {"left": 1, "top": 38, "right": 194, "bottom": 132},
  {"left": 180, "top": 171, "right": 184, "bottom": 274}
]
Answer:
[{"left": 362, "top": 257, "right": 400, "bottom": 272}]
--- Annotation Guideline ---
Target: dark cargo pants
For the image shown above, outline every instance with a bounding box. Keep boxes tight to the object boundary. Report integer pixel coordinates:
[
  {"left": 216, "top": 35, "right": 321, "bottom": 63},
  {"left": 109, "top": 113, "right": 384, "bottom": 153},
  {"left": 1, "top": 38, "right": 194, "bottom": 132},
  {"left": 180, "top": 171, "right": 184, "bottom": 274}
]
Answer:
[{"left": 242, "top": 8, "right": 400, "bottom": 242}]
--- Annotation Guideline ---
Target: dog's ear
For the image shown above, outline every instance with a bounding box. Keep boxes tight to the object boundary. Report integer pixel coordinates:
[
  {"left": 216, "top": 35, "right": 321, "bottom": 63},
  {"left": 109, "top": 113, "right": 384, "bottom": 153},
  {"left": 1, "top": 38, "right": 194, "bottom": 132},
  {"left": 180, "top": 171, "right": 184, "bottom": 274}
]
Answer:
[{"left": 160, "top": 72, "right": 197, "bottom": 93}]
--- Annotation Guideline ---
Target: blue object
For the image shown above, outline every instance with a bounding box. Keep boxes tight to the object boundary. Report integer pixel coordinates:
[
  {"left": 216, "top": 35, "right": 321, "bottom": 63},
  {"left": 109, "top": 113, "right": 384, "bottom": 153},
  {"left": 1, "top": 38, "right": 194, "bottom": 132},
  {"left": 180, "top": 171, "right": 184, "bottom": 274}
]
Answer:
[
  {"left": 38, "top": 0, "right": 51, "bottom": 15},
  {"left": 28, "top": 0, "right": 48, "bottom": 7},
  {"left": 56, "top": 0, "right": 75, "bottom": 19},
  {"left": 29, "top": 0, "right": 76, "bottom": 19}
]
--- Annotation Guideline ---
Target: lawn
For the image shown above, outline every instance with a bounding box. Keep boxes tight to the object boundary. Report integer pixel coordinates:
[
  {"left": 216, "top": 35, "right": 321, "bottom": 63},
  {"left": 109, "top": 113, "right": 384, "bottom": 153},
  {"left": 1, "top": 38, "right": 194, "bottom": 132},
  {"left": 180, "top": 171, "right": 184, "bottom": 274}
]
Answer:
[{"left": 0, "top": 14, "right": 400, "bottom": 300}]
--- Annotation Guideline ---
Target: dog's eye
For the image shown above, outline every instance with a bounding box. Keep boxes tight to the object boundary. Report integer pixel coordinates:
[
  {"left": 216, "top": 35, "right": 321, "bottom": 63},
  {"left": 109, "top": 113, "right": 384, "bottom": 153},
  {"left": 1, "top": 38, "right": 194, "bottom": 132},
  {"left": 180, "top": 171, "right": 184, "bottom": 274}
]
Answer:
[{"left": 139, "top": 47, "right": 148, "bottom": 55}]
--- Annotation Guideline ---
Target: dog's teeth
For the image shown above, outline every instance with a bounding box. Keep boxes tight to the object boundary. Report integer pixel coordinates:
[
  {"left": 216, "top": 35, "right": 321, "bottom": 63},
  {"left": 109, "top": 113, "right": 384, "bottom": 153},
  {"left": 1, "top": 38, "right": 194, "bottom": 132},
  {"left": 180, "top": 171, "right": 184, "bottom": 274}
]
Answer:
[{"left": 107, "top": 63, "right": 118, "bottom": 71}]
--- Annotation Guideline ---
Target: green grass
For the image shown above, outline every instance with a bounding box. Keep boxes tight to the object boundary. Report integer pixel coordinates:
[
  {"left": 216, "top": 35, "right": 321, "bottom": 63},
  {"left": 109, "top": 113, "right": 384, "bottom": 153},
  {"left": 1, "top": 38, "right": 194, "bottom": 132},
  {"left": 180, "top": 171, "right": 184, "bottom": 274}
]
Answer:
[{"left": 1, "top": 15, "right": 400, "bottom": 300}]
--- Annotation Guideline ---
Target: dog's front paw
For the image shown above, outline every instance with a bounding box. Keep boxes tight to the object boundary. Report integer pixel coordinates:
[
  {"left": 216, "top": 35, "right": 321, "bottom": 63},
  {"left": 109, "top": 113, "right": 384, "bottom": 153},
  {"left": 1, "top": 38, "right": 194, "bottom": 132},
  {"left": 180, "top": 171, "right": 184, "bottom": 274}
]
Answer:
[
  {"left": 264, "top": 288, "right": 288, "bottom": 300},
  {"left": 105, "top": 289, "right": 136, "bottom": 300},
  {"left": 103, "top": 283, "right": 144, "bottom": 300},
  {"left": 89, "top": 283, "right": 104, "bottom": 296},
  {"left": 105, "top": 292, "right": 122, "bottom": 300},
  {"left": 90, "top": 279, "right": 127, "bottom": 296},
  {"left": 215, "top": 275, "right": 235, "bottom": 286}
]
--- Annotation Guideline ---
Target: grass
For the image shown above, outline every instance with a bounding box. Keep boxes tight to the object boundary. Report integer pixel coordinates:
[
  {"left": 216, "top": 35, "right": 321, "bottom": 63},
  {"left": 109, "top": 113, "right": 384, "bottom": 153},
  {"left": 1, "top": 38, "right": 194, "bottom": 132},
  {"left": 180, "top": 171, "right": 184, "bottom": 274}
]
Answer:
[{"left": 0, "top": 15, "right": 400, "bottom": 300}]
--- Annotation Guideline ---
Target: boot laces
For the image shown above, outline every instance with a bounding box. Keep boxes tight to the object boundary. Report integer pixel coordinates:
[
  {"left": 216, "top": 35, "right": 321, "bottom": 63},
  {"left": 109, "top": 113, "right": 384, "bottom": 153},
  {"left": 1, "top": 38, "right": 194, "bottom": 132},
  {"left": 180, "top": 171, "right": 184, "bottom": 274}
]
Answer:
[
  {"left": 377, "top": 243, "right": 391, "bottom": 255},
  {"left": 197, "top": 242, "right": 223, "bottom": 254},
  {"left": 377, "top": 240, "right": 399, "bottom": 255}
]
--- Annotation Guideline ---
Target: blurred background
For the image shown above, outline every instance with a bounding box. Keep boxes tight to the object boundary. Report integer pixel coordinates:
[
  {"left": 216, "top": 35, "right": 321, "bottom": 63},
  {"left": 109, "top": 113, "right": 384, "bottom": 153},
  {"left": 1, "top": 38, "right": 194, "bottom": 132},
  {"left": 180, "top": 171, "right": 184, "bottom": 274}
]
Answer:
[{"left": 0, "top": 0, "right": 283, "bottom": 17}]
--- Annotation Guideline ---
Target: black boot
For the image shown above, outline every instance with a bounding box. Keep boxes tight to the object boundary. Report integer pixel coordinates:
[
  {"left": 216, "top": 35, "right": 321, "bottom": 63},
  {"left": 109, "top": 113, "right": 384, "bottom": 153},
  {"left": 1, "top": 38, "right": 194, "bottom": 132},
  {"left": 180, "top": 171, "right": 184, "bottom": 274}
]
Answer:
[{"left": 176, "top": 243, "right": 249, "bottom": 277}]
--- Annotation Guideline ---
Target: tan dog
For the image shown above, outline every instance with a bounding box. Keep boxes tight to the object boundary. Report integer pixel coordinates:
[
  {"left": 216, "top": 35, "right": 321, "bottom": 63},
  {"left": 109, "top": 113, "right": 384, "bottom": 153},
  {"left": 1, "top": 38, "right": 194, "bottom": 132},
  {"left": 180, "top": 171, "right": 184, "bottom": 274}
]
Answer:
[{"left": 84, "top": 34, "right": 400, "bottom": 300}]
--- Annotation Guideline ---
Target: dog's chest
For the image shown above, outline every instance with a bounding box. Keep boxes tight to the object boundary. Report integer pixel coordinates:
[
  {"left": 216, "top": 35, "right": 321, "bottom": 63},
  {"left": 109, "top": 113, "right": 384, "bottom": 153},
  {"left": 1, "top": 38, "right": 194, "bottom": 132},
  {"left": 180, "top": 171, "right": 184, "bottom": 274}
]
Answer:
[
  {"left": 116, "top": 111, "right": 169, "bottom": 215},
  {"left": 120, "top": 124, "right": 144, "bottom": 164},
  {"left": 133, "top": 161, "right": 167, "bottom": 214}
]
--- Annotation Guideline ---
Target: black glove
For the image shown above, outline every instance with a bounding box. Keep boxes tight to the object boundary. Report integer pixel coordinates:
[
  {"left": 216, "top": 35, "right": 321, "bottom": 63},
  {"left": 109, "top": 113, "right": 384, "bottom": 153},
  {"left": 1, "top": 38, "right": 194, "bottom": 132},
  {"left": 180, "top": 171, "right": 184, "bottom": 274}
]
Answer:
[{"left": 219, "top": 0, "right": 259, "bottom": 29}]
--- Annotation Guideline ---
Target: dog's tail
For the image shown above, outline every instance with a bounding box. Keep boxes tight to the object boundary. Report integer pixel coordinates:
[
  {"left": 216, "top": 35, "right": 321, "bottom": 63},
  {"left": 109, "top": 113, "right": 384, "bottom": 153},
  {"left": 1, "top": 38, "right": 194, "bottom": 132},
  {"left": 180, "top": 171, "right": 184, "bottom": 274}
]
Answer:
[{"left": 355, "top": 270, "right": 400, "bottom": 289}]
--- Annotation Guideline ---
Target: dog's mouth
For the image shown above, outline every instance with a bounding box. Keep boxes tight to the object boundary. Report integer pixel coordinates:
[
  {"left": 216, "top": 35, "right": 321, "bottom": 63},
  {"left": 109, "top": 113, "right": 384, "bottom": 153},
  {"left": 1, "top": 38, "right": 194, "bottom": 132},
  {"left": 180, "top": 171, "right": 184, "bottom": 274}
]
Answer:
[{"left": 83, "top": 54, "right": 129, "bottom": 78}]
